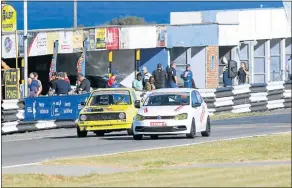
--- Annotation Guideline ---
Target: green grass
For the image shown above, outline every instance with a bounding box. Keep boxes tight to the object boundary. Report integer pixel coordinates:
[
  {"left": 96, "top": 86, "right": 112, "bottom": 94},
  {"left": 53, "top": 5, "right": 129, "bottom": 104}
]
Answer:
[
  {"left": 3, "top": 165, "right": 291, "bottom": 187},
  {"left": 211, "top": 111, "right": 274, "bottom": 120},
  {"left": 44, "top": 133, "right": 291, "bottom": 168}
]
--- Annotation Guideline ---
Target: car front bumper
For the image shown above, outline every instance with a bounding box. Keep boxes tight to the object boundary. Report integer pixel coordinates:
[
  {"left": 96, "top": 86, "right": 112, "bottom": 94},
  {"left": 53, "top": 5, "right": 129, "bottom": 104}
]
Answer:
[
  {"left": 77, "top": 120, "right": 132, "bottom": 131},
  {"left": 133, "top": 119, "right": 190, "bottom": 135}
]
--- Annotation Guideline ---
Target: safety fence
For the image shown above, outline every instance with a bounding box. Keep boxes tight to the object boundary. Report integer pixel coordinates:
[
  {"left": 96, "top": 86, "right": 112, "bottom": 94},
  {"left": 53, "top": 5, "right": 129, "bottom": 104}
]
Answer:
[
  {"left": 1, "top": 82, "right": 291, "bottom": 135},
  {"left": 198, "top": 81, "right": 291, "bottom": 115}
]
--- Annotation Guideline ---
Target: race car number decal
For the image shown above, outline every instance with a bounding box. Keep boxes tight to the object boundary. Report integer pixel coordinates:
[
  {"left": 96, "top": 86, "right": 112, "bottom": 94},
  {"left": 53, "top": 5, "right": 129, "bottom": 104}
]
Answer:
[
  {"left": 175, "top": 105, "right": 184, "bottom": 112},
  {"left": 150, "top": 122, "right": 166, "bottom": 126},
  {"left": 200, "top": 105, "right": 205, "bottom": 124}
]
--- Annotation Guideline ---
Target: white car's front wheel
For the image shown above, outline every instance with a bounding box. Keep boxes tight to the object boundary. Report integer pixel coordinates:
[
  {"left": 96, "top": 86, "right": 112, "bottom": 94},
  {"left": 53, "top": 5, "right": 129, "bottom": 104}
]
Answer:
[
  {"left": 186, "top": 119, "right": 196, "bottom": 139},
  {"left": 201, "top": 116, "right": 211, "bottom": 137},
  {"left": 133, "top": 134, "right": 143, "bottom": 140}
]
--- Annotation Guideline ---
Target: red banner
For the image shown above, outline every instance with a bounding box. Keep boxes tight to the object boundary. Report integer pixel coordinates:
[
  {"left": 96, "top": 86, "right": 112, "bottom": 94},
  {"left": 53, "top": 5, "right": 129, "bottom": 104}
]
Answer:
[{"left": 106, "top": 28, "right": 119, "bottom": 50}]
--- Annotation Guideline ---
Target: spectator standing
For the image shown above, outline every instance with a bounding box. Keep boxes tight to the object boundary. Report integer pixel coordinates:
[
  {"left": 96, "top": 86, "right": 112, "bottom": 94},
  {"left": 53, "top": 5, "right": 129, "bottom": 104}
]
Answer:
[
  {"left": 53, "top": 72, "right": 71, "bottom": 95},
  {"left": 33, "top": 72, "right": 43, "bottom": 96},
  {"left": 64, "top": 72, "right": 70, "bottom": 83},
  {"left": 141, "top": 66, "right": 152, "bottom": 87},
  {"left": 152, "top": 63, "right": 167, "bottom": 89},
  {"left": 238, "top": 62, "right": 249, "bottom": 85},
  {"left": 107, "top": 71, "right": 119, "bottom": 88},
  {"left": 132, "top": 73, "right": 143, "bottom": 91},
  {"left": 221, "top": 57, "right": 232, "bottom": 87},
  {"left": 145, "top": 76, "right": 156, "bottom": 91},
  {"left": 180, "top": 64, "right": 193, "bottom": 88},
  {"left": 166, "top": 62, "right": 178, "bottom": 88},
  {"left": 286, "top": 55, "right": 292, "bottom": 80},
  {"left": 76, "top": 73, "right": 91, "bottom": 93},
  {"left": 28, "top": 78, "right": 38, "bottom": 97}
]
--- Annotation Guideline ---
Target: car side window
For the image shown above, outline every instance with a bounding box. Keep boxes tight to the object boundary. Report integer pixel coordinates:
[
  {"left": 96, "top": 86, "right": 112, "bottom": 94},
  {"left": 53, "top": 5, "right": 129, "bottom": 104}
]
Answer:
[
  {"left": 191, "top": 91, "right": 199, "bottom": 105},
  {"left": 195, "top": 91, "right": 203, "bottom": 104}
]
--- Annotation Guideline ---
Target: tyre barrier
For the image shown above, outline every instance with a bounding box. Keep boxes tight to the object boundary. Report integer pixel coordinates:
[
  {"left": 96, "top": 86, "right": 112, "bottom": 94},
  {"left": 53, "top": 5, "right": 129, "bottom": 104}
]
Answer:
[
  {"left": 1, "top": 81, "right": 291, "bottom": 135},
  {"left": 1, "top": 120, "right": 76, "bottom": 134},
  {"left": 198, "top": 81, "right": 291, "bottom": 115},
  {"left": 1, "top": 99, "right": 25, "bottom": 123}
]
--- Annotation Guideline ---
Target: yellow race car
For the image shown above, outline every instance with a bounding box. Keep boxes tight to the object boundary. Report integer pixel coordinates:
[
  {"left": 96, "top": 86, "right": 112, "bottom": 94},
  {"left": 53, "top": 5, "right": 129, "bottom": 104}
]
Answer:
[{"left": 77, "top": 88, "right": 141, "bottom": 137}]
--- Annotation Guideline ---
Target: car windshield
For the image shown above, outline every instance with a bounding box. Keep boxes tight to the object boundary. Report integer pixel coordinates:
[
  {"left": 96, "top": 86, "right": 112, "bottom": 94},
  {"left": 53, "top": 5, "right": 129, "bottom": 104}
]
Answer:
[
  {"left": 144, "top": 92, "right": 190, "bottom": 106},
  {"left": 89, "top": 90, "right": 131, "bottom": 106}
]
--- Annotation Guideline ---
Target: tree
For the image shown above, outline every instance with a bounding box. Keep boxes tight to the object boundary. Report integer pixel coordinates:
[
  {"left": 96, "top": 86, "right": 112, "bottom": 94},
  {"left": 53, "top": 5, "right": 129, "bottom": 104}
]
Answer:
[{"left": 106, "top": 16, "right": 152, "bottom": 25}]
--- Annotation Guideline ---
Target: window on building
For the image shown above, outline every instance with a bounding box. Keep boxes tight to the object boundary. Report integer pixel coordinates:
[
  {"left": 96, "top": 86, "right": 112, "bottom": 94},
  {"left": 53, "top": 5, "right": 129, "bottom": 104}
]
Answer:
[
  {"left": 270, "top": 39, "right": 281, "bottom": 81},
  {"left": 254, "top": 40, "right": 266, "bottom": 83}
]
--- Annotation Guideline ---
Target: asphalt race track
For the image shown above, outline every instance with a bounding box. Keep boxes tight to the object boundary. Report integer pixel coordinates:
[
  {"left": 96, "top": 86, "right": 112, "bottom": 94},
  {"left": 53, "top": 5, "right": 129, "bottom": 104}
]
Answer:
[{"left": 2, "top": 109, "right": 291, "bottom": 168}]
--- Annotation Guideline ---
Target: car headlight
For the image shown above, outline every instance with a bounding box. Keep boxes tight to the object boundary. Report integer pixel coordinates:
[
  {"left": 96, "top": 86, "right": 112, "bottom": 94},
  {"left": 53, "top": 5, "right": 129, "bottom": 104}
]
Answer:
[
  {"left": 135, "top": 114, "right": 144, "bottom": 121},
  {"left": 175, "top": 113, "right": 188, "bottom": 120},
  {"left": 119, "top": 112, "right": 126, "bottom": 119},
  {"left": 79, "top": 114, "right": 87, "bottom": 121}
]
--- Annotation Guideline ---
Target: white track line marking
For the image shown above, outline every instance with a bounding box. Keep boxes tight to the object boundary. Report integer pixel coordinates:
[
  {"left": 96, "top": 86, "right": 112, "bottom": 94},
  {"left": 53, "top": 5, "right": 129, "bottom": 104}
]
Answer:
[
  {"left": 2, "top": 162, "right": 40, "bottom": 169},
  {"left": 2, "top": 133, "right": 74, "bottom": 143},
  {"left": 2, "top": 131, "right": 291, "bottom": 169}
]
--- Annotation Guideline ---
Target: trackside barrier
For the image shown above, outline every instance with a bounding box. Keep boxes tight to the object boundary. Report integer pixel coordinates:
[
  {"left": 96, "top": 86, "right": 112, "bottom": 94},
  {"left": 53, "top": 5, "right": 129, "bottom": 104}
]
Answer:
[
  {"left": 1, "top": 81, "right": 291, "bottom": 135},
  {"left": 197, "top": 81, "right": 291, "bottom": 115}
]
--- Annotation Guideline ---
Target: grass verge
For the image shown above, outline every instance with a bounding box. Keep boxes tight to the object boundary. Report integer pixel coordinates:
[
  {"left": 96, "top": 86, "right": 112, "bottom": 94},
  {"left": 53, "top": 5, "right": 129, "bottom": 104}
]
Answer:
[
  {"left": 43, "top": 132, "right": 291, "bottom": 168},
  {"left": 210, "top": 110, "right": 280, "bottom": 120},
  {"left": 2, "top": 165, "right": 291, "bottom": 187}
]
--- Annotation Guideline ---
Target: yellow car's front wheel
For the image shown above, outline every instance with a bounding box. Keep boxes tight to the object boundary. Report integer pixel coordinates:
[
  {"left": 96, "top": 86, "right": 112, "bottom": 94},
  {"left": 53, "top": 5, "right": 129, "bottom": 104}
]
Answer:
[{"left": 77, "top": 126, "right": 88, "bottom": 138}]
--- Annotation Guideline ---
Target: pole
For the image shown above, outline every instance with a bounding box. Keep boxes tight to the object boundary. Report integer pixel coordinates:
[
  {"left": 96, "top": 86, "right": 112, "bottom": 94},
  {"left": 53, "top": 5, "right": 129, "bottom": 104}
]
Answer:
[
  {"left": 23, "top": 0, "right": 28, "bottom": 97},
  {"left": 74, "top": 0, "right": 77, "bottom": 28}
]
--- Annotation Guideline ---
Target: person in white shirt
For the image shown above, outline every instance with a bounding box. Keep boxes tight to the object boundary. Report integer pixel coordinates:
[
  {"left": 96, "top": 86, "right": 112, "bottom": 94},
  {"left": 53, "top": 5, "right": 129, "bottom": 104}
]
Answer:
[{"left": 141, "top": 66, "right": 152, "bottom": 88}]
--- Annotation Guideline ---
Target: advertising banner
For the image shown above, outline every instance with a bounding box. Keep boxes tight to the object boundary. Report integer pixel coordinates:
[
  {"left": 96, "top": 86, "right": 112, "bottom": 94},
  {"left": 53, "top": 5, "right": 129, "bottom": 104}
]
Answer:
[
  {"left": 77, "top": 38, "right": 88, "bottom": 76},
  {"left": 24, "top": 93, "right": 90, "bottom": 121},
  {"left": 4, "top": 68, "right": 20, "bottom": 99},
  {"left": 47, "top": 31, "right": 59, "bottom": 54},
  {"left": 119, "top": 28, "right": 130, "bottom": 49},
  {"left": 88, "top": 29, "right": 96, "bottom": 51},
  {"left": 18, "top": 33, "right": 24, "bottom": 57},
  {"left": 2, "top": 34, "right": 16, "bottom": 58},
  {"left": 156, "top": 26, "right": 167, "bottom": 47},
  {"left": 72, "top": 29, "right": 83, "bottom": 52},
  {"left": 127, "top": 26, "right": 157, "bottom": 49},
  {"left": 49, "top": 40, "right": 59, "bottom": 78},
  {"left": 59, "top": 31, "right": 73, "bottom": 53},
  {"left": 1, "top": 4, "right": 17, "bottom": 32},
  {"left": 28, "top": 32, "right": 47, "bottom": 56},
  {"left": 95, "top": 28, "right": 106, "bottom": 49},
  {"left": 106, "top": 27, "right": 119, "bottom": 50}
]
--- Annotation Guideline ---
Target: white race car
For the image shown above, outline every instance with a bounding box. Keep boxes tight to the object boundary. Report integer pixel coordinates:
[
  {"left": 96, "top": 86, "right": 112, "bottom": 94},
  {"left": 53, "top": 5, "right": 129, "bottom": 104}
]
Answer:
[{"left": 132, "top": 88, "right": 211, "bottom": 140}]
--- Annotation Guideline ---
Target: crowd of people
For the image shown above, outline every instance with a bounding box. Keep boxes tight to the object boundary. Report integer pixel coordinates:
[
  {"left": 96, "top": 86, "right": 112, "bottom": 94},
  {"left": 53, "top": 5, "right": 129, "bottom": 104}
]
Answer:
[
  {"left": 130, "top": 62, "right": 196, "bottom": 92},
  {"left": 27, "top": 72, "right": 91, "bottom": 97},
  {"left": 27, "top": 56, "right": 292, "bottom": 97}
]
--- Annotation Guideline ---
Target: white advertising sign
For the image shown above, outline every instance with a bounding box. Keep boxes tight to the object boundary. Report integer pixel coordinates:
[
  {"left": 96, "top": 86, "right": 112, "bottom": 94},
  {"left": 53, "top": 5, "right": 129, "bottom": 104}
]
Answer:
[
  {"left": 2, "top": 34, "right": 16, "bottom": 59},
  {"left": 59, "top": 31, "right": 73, "bottom": 53},
  {"left": 28, "top": 32, "right": 47, "bottom": 56}
]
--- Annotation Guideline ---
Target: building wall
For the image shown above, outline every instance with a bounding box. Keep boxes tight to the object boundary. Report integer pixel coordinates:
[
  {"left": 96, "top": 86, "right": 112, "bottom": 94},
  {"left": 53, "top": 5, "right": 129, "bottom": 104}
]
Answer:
[
  {"left": 170, "top": 8, "right": 291, "bottom": 42},
  {"left": 140, "top": 48, "right": 169, "bottom": 74},
  {"left": 190, "top": 47, "right": 206, "bottom": 89},
  {"left": 166, "top": 24, "right": 219, "bottom": 48},
  {"left": 206, "top": 46, "right": 219, "bottom": 88}
]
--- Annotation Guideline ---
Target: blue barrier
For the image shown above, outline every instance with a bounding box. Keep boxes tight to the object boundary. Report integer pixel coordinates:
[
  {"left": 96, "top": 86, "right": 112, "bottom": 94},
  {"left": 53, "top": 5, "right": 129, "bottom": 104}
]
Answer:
[{"left": 24, "top": 94, "right": 90, "bottom": 121}]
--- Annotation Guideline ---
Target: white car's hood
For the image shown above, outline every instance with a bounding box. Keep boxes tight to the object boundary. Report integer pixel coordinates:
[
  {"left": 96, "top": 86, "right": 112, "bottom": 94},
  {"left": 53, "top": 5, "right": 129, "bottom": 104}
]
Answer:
[{"left": 138, "top": 105, "right": 190, "bottom": 116}]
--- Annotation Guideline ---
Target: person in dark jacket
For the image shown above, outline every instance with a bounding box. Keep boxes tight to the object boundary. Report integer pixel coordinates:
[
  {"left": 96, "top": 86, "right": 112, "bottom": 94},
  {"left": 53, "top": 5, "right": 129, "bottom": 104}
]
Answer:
[
  {"left": 76, "top": 73, "right": 91, "bottom": 93},
  {"left": 238, "top": 62, "right": 249, "bottom": 85},
  {"left": 152, "top": 63, "right": 167, "bottom": 89},
  {"left": 180, "top": 64, "right": 193, "bottom": 88},
  {"left": 53, "top": 72, "right": 72, "bottom": 95},
  {"left": 222, "top": 57, "right": 232, "bottom": 87},
  {"left": 166, "top": 62, "right": 178, "bottom": 88}
]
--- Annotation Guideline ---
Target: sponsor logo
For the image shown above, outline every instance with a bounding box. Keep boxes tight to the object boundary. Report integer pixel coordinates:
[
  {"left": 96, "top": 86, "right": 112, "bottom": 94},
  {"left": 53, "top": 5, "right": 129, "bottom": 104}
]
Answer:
[{"left": 4, "top": 37, "right": 12, "bottom": 53}]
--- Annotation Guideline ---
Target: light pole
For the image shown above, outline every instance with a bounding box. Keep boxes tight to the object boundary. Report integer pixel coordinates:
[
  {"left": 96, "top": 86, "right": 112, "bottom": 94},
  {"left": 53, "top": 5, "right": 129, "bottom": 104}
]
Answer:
[
  {"left": 74, "top": 0, "right": 77, "bottom": 28},
  {"left": 23, "top": 0, "right": 28, "bottom": 97}
]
